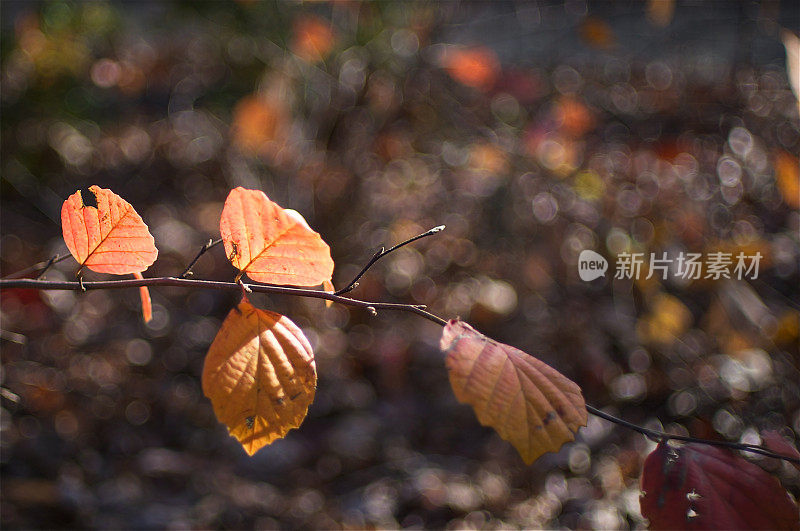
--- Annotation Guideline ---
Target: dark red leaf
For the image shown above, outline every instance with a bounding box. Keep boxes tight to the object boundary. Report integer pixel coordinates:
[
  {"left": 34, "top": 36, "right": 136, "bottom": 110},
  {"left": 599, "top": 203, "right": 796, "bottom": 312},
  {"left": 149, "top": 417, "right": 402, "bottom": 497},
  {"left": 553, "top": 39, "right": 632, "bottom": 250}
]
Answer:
[{"left": 640, "top": 441, "right": 799, "bottom": 530}]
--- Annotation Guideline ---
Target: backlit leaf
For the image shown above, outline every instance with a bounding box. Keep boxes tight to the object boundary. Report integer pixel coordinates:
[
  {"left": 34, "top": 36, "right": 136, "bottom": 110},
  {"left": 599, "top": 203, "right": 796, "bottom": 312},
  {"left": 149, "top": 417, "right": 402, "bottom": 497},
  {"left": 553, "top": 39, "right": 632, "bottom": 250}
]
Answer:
[
  {"left": 202, "top": 296, "right": 316, "bottom": 456},
  {"left": 133, "top": 272, "right": 152, "bottom": 323},
  {"left": 219, "top": 187, "right": 334, "bottom": 286},
  {"left": 440, "top": 320, "right": 587, "bottom": 464},
  {"left": 640, "top": 441, "right": 800, "bottom": 530},
  {"left": 61, "top": 186, "right": 158, "bottom": 275}
]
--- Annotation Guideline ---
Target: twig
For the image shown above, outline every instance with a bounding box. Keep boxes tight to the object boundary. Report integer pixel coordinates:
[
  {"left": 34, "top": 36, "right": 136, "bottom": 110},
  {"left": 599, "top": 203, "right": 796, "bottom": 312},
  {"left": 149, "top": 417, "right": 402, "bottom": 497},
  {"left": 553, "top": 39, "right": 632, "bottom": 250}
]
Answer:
[
  {"left": 335, "top": 225, "right": 445, "bottom": 295},
  {"left": 180, "top": 238, "right": 222, "bottom": 278},
  {"left": 585, "top": 405, "right": 800, "bottom": 464},
  {"left": 3, "top": 256, "right": 799, "bottom": 465},
  {"left": 0, "top": 277, "right": 448, "bottom": 327},
  {"left": 2, "top": 254, "right": 72, "bottom": 280}
]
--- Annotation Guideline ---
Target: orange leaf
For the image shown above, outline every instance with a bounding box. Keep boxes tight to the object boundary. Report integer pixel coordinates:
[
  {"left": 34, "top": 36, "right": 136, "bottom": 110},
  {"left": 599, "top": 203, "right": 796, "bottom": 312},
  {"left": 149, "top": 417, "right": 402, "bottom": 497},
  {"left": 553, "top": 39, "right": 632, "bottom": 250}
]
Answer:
[
  {"left": 133, "top": 272, "right": 152, "bottom": 323},
  {"left": 60, "top": 186, "right": 158, "bottom": 275},
  {"left": 641, "top": 441, "right": 800, "bottom": 530},
  {"left": 440, "top": 320, "right": 587, "bottom": 464},
  {"left": 219, "top": 187, "right": 334, "bottom": 286},
  {"left": 202, "top": 297, "right": 316, "bottom": 455}
]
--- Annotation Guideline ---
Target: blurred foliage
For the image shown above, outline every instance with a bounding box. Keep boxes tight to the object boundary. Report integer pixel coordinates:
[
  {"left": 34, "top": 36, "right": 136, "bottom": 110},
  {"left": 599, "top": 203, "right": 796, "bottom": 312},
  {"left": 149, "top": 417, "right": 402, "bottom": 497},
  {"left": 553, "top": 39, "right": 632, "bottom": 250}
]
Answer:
[{"left": 1, "top": 1, "right": 799, "bottom": 528}]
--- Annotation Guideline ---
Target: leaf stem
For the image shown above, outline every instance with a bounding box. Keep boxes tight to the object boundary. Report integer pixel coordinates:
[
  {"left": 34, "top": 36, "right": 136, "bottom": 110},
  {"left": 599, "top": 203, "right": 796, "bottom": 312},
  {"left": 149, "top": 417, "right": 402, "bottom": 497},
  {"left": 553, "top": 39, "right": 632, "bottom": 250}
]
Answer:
[{"left": 335, "top": 225, "right": 445, "bottom": 295}]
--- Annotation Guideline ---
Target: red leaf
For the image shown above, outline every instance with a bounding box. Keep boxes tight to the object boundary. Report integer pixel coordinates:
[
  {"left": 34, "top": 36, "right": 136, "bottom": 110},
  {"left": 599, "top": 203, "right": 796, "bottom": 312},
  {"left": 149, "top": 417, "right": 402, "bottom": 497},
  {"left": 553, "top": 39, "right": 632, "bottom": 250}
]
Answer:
[
  {"left": 762, "top": 430, "right": 800, "bottom": 472},
  {"left": 641, "top": 441, "right": 800, "bottom": 530},
  {"left": 60, "top": 186, "right": 158, "bottom": 275}
]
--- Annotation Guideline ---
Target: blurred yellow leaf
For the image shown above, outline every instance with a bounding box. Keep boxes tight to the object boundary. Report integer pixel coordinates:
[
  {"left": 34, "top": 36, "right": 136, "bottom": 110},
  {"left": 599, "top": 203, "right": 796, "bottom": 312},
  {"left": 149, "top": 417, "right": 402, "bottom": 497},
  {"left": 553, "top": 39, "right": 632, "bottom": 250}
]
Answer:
[
  {"left": 202, "top": 297, "right": 316, "bottom": 455},
  {"left": 637, "top": 292, "right": 692, "bottom": 346},
  {"left": 440, "top": 320, "right": 587, "bottom": 464}
]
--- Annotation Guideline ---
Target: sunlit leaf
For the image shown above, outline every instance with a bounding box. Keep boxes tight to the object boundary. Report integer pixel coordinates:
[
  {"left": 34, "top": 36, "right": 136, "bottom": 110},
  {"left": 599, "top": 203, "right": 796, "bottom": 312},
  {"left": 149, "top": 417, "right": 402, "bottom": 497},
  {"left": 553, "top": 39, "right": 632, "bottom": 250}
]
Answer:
[
  {"left": 60, "top": 185, "right": 158, "bottom": 275},
  {"left": 133, "top": 271, "right": 152, "bottom": 323},
  {"left": 202, "top": 296, "right": 316, "bottom": 456},
  {"left": 440, "top": 320, "right": 587, "bottom": 464},
  {"left": 641, "top": 441, "right": 800, "bottom": 530},
  {"left": 219, "top": 187, "right": 334, "bottom": 286}
]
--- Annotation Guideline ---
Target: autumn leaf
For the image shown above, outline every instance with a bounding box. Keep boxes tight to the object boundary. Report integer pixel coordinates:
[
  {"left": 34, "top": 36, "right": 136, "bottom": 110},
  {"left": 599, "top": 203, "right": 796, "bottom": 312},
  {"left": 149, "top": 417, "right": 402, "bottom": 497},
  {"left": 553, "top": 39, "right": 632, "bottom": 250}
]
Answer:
[
  {"left": 133, "top": 272, "right": 152, "bottom": 323},
  {"left": 202, "top": 296, "right": 316, "bottom": 455},
  {"left": 439, "top": 320, "right": 587, "bottom": 464},
  {"left": 761, "top": 430, "right": 800, "bottom": 472},
  {"left": 640, "top": 441, "right": 800, "bottom": 530},
  {"left": 219, "top": 187, "right": 334, "bottom": 286},
  {"left": 61, "top": 186, "right": 158, "bottom": 275}
]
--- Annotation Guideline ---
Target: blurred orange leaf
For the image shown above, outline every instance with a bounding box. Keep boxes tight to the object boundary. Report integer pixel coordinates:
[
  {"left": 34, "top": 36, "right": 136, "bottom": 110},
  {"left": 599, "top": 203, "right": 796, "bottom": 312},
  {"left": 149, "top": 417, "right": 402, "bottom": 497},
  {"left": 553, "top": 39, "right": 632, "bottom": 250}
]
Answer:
[
  {"left": 231, "top": 94, "right": 288, "bottom": 156},
  {"left": 440, "top": 320, "right": 587, "bottom": 464},
  {"left": 774, "top": 150, "right": 800, "bottom": 209},
  {"left": 579, "top": 17, "right": 616, "bottom": 50},
  {"left": 641, "top": 441, "right": 799, "bottom": 530},
  {"left": 133, "top": 272, "right": 152, "bottom": 323},
  {"left": 61, "top": 185, "right": 158, "bottom": 275},
  {"left": 292, "top": 15, "right": 334, "bottom": 62},
  {"left": 443, "top": 46, "right": 499, "bottom": 91},
  {"left": 202, "top": 296, "right": 316, "bottom": 456},
  {"left": 220, "top": 187, "right": 334, "bottom": 286}
]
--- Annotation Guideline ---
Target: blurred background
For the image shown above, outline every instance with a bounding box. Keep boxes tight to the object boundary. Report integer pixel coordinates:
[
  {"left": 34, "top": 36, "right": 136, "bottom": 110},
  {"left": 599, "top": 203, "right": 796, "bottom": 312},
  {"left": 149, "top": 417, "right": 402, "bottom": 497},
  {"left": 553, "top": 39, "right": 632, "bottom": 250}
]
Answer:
[{"left": 2, "top": 1, "right": 799, "bottom": 528}]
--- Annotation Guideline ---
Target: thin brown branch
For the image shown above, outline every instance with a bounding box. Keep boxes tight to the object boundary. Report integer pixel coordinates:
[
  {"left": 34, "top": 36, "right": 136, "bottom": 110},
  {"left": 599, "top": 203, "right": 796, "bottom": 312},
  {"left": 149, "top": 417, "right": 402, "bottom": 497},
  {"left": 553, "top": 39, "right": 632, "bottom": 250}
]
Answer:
[
  {"left": 180, "top": 238, "right": 222, "bottom": 278},
  {"left": 2, "top": 274, "right": 798, "bottom": 465},
  {"left": 335, "top": 225, "right": 445, "bottom": 295},
  {"left": 2, "top": 254, "right": 72, "bottom": 280},
  {"left": 585, "top": 405, "right": 800, "bottom": 465},
  {"left": 0, "top": 276, "right": 447, "bottom": 326}
]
